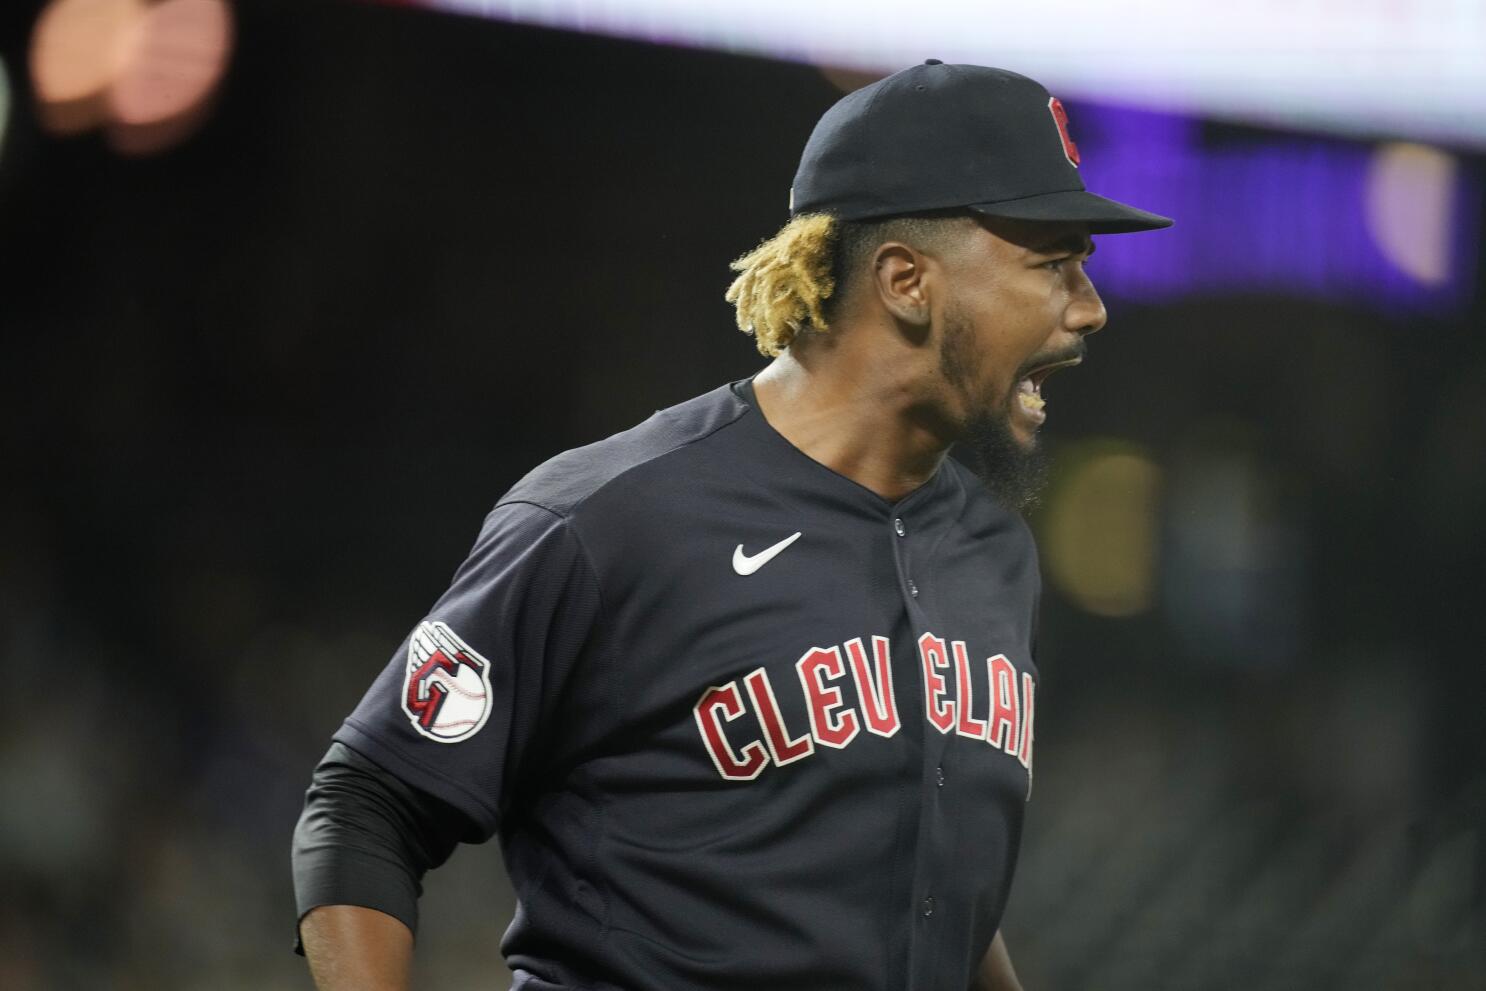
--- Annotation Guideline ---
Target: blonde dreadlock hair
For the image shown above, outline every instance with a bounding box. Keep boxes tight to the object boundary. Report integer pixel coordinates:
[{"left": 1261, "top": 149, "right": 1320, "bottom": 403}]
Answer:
[
  {"left": 724, "top": 214, "right": 838, "bottom": 357},
  {"left": 724, "top": 210, "right": 969, "bottom": 357}
]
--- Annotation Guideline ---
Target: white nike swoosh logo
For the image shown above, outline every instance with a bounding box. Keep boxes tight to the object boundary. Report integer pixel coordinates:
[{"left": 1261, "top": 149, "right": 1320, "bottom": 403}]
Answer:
[{"left": 732, "top": 531, "right": 803, "bottom": 576}]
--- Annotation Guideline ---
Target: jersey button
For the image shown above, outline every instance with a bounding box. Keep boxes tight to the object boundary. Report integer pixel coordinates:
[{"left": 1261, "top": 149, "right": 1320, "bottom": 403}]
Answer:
[
  {"left": 893, "top": 517, "right": 906, "bottom": 537},
  {"left": 907, "top": 579, "right": 919, "bottom": 597},
  {"left": 936, "top": 766, "right": 945, "bottom": 787},
  {"left": 922, "top": 896, "right": 935, "bottom": 917}
]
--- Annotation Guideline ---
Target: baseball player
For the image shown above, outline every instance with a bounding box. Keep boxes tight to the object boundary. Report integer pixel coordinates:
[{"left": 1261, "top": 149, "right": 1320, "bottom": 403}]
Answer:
[{"left": 293, "top": 61, "right": 1171, "bottom": 991}]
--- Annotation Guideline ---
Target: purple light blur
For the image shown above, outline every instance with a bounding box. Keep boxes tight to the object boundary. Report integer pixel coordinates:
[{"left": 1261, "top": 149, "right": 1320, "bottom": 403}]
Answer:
[{"left": 1073, "top": 105, "right": 1478, "bottom": 313}]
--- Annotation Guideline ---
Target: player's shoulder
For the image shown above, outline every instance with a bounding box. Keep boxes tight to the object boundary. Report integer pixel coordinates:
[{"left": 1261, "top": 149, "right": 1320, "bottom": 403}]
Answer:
[{"left": 497, "top": 380, "right": 750, "bottom": 519}]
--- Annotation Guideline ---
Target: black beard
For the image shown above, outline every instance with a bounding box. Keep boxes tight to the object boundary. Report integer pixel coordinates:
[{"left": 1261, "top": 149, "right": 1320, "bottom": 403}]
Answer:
[
  {"left": 956, "top": 406, "right": 1049, "bottom": 513},
  {"left": 939, "top": 305, "right": 1051, "bottom": 513}
]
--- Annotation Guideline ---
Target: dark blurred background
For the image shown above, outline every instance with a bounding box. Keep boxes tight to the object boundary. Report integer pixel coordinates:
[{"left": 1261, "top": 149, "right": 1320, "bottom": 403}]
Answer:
[{"left": 1, "top": 1, "right": 1483, "bottom": 988}]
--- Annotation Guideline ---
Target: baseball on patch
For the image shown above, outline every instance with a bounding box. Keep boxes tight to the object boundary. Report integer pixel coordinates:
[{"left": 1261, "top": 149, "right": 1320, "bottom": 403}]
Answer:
[{"left": 402, "top": 620, "right": 494, "bottom": 743}]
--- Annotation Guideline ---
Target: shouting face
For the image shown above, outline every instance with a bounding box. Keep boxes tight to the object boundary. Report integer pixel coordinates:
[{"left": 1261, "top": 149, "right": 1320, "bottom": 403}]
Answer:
[{"left": 933, "top": 215, "right": 1107, "bottom": 509}]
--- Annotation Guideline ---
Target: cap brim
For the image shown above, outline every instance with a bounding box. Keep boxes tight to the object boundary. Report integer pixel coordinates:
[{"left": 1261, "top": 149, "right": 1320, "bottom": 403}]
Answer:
[{"left": 969, "top": 189, "right": 1172, "bottom": 234}]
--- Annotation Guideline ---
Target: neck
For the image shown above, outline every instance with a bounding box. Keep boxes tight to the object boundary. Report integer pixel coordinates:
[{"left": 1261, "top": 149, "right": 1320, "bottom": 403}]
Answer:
[{"left": 751, "top": 344, "right": 952, "bottom": 504}]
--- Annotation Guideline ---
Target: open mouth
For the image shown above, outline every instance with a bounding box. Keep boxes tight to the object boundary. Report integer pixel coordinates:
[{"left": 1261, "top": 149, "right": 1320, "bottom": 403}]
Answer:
[{"left": 1015, "top": 357, "right": 1083, "bottom": 424}]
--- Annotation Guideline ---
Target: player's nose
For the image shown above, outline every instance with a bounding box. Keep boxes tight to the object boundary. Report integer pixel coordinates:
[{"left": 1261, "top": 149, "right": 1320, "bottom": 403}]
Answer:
[{"left": 1066, "top": 269, "right": 1107, "bottom": 337}]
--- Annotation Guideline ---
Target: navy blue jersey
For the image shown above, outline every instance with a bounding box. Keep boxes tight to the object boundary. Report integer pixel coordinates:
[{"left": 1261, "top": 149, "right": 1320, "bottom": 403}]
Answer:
[{"left": 336, "top": 378, "right": 1041, "bottom": 991}]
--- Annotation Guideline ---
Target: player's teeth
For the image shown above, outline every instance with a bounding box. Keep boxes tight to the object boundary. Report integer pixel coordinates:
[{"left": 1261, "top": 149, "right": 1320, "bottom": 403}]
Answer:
[{"left": 1016, "top": 377, "right": 1044, "bottom": 413}]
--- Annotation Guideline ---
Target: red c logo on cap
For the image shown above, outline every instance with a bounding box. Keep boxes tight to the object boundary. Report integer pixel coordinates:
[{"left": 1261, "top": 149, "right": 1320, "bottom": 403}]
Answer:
[{"left": 1048, "top": 97, "right": 1080, "bottom": 168}]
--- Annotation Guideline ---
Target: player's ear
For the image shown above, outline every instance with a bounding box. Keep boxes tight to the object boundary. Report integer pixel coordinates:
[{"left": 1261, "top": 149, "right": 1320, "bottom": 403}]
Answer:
[{"left": 871, "top": 242, "right": 931, "bottom": 333}]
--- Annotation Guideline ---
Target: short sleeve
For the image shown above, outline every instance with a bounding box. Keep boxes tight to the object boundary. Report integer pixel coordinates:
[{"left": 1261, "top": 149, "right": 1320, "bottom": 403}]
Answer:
[{"left": 333, "top": 501, "right": 601, "bottom": 839}]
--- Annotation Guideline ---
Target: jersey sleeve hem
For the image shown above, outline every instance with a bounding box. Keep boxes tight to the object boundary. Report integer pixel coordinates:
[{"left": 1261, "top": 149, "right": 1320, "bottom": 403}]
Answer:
[
  {"left": 334, "top": 720, "right": 502, "bottom": 838},
  {"left": 292, "top": 859, "right": 420, "bottom": 954}
]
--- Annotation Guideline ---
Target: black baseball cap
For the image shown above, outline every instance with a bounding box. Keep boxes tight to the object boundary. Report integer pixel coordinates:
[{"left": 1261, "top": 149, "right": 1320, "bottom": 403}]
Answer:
[{"left": 790, "top": 61, "right": 1172, "bottom": 234}]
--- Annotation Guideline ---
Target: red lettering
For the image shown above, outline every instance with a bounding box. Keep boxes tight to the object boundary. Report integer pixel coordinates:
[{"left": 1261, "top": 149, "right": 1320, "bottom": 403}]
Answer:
[
  {"left": 745, "top": 667, "right": 814, "bottom": 766},
  {"left": 1017, "top": 671, "right": 1036, "bottom": 770},
  {"left": 1048, "top": 96, "right": 1080, "bottom": 166},
  {"left": 405, "top": 648, "right": 460, "bottom": 729},
  {"left": 952, "top": 641, "right": 987, "bottom": 740},
  {"left": 845, "top": 636, "right": 899, "bottom": 738},
  {"left": 797, "top": 646, "right": 859, "bottom": 749},
  {"left": 985, "top": 654, "right": 1020, "bottom": 753},
  {"left": 918, "top": 633, "right": 955, "bottom": 734},
  {"left": 696, "top": 636, "right": 1030, "bottom": 783},
  {"left": 693, "top": 683, "right": 768, "bottom": 781}
]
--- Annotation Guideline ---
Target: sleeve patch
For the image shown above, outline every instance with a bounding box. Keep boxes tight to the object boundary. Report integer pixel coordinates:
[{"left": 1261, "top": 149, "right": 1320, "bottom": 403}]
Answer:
[{"left": 402, "top": 621, "right": 493, "bottom": 743}]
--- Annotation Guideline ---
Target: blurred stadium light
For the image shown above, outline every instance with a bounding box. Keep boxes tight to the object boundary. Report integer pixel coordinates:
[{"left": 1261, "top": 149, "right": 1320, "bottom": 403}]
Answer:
[
  {"left": 107, "top": 0, "right": 234, "bottom": 154},
  {"left": 29, "top": 0, "right": 234, "bottom": 155},
  {"left": 1068, "top": 108, "right": 1476, "bottom": 313},
  {"left": 420, "top": 0, "right": 1486, "bottom": 149},
  {"left": 1041, "top": 442, "right": 1162, "bottom": 618},
  {"left": 28, "top": 0, "right": 142, "bottom": 135},
  {"left": 1365, "top": 143, "right": 1461, "bottom": 288}
]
